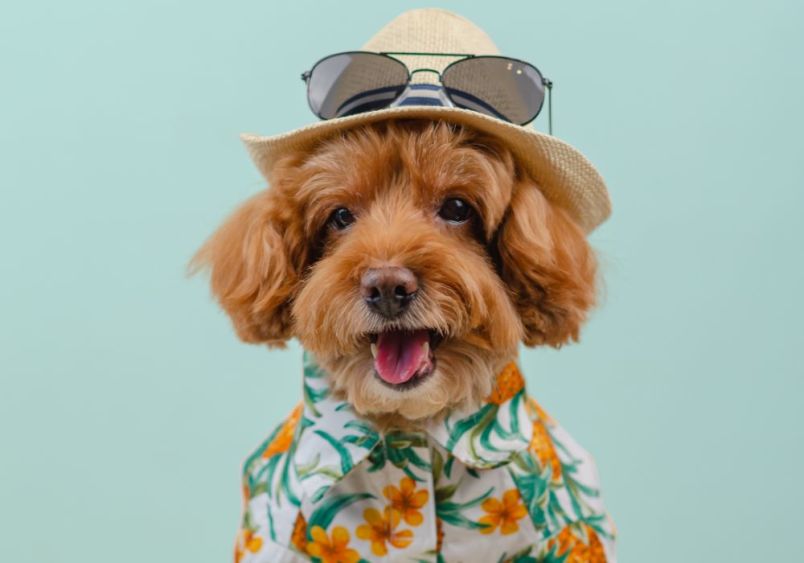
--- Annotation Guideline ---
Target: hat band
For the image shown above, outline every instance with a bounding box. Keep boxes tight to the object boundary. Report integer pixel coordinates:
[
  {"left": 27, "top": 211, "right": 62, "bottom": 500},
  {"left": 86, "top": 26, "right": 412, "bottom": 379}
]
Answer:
[{"left": 335, "top": 84, "right": 505, "bottom": 120}]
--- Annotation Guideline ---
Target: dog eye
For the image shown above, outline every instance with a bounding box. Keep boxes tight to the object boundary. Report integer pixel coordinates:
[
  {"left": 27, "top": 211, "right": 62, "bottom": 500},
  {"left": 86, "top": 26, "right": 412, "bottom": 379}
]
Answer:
[
  {"left": 329, "top": 207, "right": 355, "bottom": 230},
  {"left": 438, "top": 198, "right": 473, "bottom": 223}
]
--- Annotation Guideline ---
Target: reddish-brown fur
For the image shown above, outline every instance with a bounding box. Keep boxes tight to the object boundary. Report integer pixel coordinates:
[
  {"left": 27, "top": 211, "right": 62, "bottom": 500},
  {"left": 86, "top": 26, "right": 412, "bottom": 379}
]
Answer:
[{"left": 192, "top": 120, "right": 596, "bottom": 423}]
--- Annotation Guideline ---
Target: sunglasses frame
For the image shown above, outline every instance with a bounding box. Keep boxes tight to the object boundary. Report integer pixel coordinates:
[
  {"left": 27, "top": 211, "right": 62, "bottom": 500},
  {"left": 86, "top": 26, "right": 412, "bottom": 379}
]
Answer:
[{"left": 301, "top": 51, "right": 553, "bottom": 131}]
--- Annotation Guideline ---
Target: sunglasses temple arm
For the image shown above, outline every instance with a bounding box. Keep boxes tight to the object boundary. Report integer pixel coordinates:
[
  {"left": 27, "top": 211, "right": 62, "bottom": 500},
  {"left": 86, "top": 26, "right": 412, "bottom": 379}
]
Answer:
[{"left": 544, "top": 78, "right": 554, "bottom": 135}]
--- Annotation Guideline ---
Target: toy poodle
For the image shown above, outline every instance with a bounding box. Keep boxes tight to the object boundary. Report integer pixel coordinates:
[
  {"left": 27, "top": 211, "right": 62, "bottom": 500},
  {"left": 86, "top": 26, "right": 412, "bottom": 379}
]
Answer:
[{"left": 193, "top": 119, "right": 615, "bottom": 562}]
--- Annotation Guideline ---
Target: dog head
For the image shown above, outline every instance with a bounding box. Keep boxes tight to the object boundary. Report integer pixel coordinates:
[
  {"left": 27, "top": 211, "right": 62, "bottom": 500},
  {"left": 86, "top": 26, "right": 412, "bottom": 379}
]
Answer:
[{"left": 193, "top": 120, "right": 596, "bottom": 422}]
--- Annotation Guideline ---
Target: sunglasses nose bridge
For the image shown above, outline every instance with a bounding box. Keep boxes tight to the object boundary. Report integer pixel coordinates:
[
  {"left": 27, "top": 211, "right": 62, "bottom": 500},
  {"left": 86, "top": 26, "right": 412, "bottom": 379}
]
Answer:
[
  {"left": 408, "top": 68, "right": 442, "bottom": 80},
  {"left": 404, "top": 68, "right": 454, "bottom": 107},
  {"left": 407, "top": 67, "right": 443, "bottom": 89}
]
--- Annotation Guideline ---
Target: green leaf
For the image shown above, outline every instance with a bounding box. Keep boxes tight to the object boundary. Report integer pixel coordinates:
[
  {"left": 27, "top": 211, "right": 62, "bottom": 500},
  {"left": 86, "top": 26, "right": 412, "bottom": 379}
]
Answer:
[
  {"left": 444, "top": 455, "right": 455, "bottom": 478},
  {"left": 251, "top": 454, "right": 281, "bottom": 491},
  {"left": 385, "top": 431, "right": 429, "bottom": 448},
  {"left": 436, "top": 486, "right": 494, "bottom": 515},
  {"left": 250, "top": 480, "right": 267, "bottom": 497},
  {"left": 582, "top": 514, "right": 615, "bottom": 540},
  {"left": 295, "top": 453, "right": 321, "bottom": 477},
  {"left": 267, "top": 503, "right": 276, "bottom": 541},
  {"left": 502, "top": 545, "right": 538, "bottom": 563},
  {"left": 510, "top": 450, "right": 539, "bottom": 473},
  {"left": 299, "top": 465, "right": 342, "bottom": 481},
  {"left": 366, "top": 446, "right": 387, "bottom": 472},
  {"left": 402, "top": 464, "right": 423, "bottom": 483},
  {"left": 387, "top": 446, "right": 406, "bottom": 468},
  {"left": 311, "top": 485, "right": 329, "bottom": 504},
  {"left": 510, "top": 391, "right": 524, "bottom": 431},
  {"left": 313, "top": 429, "right": 354, "bottom": 475},
  {"left": 438, "top": 511, "right": 491, "bottom": 530},
  {"left": 303, "top": 382, "right": 328, "bottom": 417},
  {"left": 400, "top": 447, "right": 431, "bottom": 470},
  {"left": 432, "top": 448, "right": 444, "bottom": 482},
  {"left": 341, "top": 435, "right": 375, "bottom": 449},
  {"left": 446, "top": 404, "right": 495, "bottom": 450},
  {"left": 479, "top": 417, "right": 504, "bottom": 453},
  {"left": 541, "top": 542, "right": 570, "bottom": 563},
  {"left": 566, "top": 472, "right": 600, "bottom": 498},
  {"left": 279, "top": 456, "right": 301, "bottom": 507},
  {"left": 343, "top": 419, "right": 378, "bottom": 434},
  {"left": 435, "top": 483, "right": 458, "bottom": 503},
  {"left": 307, "top": 492, "right": 375, "bottom": 532}
]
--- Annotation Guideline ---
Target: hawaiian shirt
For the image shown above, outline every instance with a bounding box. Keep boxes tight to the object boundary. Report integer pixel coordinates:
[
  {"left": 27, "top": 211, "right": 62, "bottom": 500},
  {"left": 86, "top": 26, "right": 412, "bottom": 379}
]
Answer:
[{"left": 235, "top": 354, "right": 616, "bottom": 563}]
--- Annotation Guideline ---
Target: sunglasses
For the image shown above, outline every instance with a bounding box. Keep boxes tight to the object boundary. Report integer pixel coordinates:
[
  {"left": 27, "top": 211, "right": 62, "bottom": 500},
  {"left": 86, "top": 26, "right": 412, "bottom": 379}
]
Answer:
[{"left": 301, "top": 51, "right": 553, "bottom": 130}]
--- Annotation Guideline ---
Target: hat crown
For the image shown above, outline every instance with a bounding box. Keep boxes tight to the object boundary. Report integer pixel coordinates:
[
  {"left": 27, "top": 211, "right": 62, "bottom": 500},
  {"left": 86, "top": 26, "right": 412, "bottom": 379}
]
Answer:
[{"left": 362, "top": 9, "right": 499, "bottom": 56}]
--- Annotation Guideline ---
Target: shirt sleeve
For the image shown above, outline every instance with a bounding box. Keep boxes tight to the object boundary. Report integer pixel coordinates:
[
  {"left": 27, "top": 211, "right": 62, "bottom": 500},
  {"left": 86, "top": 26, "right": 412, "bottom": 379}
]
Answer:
[
  {"left": 234, "top": 404, "right": 306, "bottom": 563},
  {"left": 524, "top": 398, "right": 617, "bottom": 562}
]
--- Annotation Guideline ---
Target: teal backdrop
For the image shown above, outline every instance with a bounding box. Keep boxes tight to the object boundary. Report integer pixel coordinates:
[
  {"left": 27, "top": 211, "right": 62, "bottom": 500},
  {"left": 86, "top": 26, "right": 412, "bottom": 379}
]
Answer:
[{"left": 2, "top": 1, "right": 802, "bottom": 561}]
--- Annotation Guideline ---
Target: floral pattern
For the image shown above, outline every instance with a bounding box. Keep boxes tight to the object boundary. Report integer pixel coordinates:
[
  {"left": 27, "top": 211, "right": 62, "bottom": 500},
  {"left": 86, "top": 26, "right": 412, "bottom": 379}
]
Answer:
[
  {"left": 546, "top": 523, "right": 607, "bottom": 563},
  {"left": 529, "top": 413, "right": 563, "bottom": 482},
  {"left": 487, "top": 362, "right": 526, "bottom": 405},
  {"left": 291, "top": 513, "right": 308, "bottom": 553},
  {"left": 355, "top": 506, "right": 414, "bottom": 556},
  {"left": 234, "top": 528, "right": 263, "bottom": 563},
  {"left": 383, "top": 476, "right": 429, "bottom": 526},
  {"left": 234, "top": 354, "right": 616, "bottom": 562},
  {"left": 479, "top": 489, "right": 529, "bottom": 535},
  {"left": 306, "top": 526, "right": 359, "bottom": 563},
  {"left": 262, "top": 403, "right": 302, "bottom": 459}
]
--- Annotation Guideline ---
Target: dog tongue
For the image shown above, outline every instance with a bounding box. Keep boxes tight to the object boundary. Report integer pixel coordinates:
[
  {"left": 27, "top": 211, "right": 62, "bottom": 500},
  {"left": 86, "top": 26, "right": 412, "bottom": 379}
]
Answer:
[{"left": 374, "top": 329, "right": 430, "bottom": 385}]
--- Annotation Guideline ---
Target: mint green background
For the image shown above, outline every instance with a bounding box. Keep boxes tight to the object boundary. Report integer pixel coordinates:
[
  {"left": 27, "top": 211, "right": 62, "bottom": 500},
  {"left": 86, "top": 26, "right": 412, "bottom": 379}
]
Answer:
[{"left": 2, "top": 1, "right": 802, "bottom": 561}]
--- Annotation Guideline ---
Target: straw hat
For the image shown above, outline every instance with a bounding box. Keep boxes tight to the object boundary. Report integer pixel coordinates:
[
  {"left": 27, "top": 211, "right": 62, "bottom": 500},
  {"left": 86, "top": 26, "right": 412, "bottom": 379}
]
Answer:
[{"left": 241, "top": 8, "right": 611, "bottom": 233}]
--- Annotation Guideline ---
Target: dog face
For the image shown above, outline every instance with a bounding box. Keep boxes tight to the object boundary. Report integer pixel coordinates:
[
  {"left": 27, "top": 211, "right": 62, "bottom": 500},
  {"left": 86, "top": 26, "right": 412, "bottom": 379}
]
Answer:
[{"left": 193, "top": 121, "right": 596, "bottom": 422}]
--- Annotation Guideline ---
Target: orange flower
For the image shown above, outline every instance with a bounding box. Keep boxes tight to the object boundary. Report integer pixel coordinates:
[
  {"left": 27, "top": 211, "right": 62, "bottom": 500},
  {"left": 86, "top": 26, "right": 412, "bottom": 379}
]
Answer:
[
  {"left": 262, "top": 403, "right": 302, "bottom": 459},
  {"left": 356, "top": 506, "right": 414, "bottom": 556},
  {"left": 383, "top": 476, "right": 429, "bottom": 526},
  {"left": 233, "top": 528, "right": 263, "bottom": 563},
  {"left": 479, "top": 489, "right": 528, "bottom": 535},
  {"left": 530, "top": 419, "right": 562, "bottom": 481},
  {"left": 547, "top": 524, "right": 607, "bottom": 563},
  {"left": 306, "top": 525, "right": 360, "bottom": 563},
  {"left": 435, "top": 517, "right": 444, "bottom": 554},
  {"left": 486, "top": 363, "right": 525, "bottom": 405},
  {"left": 290, "top": 512, "right": 307, "bottom": 553}
]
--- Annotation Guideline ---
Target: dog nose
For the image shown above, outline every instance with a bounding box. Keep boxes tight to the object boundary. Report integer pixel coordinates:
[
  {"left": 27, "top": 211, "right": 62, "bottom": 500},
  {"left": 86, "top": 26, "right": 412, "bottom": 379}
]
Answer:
[{"left": 360, "top": 267, "right": 418, "bottom": 319}]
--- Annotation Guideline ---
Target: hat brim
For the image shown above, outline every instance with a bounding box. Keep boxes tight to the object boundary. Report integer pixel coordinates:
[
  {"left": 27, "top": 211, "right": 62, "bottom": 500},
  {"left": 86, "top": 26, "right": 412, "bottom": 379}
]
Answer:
[{"left": 241, "top": 105, "right": 610, "bottom": 234}]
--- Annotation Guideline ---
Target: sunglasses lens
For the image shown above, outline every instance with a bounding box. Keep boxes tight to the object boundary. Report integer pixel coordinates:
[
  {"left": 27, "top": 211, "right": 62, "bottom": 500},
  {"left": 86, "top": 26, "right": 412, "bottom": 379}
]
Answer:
[
  {"left": 442, "top": 57, "right": 545, "bottom": 125},
  {"left": 307, "top": 53, "right": 409, "bottom": 119}
]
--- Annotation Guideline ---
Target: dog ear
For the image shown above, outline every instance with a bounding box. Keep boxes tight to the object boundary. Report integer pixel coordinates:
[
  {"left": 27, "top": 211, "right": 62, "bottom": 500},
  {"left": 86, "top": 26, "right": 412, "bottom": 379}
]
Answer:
[
  {"left": 190, "top": 189, "right": 304, "bottom": 346},
  {"left": 494, "top": 181, "right": 597, "bottom": 347}
]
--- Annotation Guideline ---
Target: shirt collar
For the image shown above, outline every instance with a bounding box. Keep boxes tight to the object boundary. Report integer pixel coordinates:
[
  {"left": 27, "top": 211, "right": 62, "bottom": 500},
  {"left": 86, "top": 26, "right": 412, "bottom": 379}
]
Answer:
[{"left": 293, "top": 351, "right": 533, "bottom": 501}]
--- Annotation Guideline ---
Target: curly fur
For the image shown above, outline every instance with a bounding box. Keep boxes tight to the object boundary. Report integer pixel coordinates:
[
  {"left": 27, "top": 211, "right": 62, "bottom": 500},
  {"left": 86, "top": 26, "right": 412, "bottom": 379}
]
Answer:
[{"left": 191, "top": 120, "right": 597, "bottom": 424}]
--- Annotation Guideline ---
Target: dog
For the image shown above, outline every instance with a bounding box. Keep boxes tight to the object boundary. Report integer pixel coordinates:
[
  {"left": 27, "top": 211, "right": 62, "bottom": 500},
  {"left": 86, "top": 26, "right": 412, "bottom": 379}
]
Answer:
[{"left": 193, "top": 119, "right": 616, "bottom": 562}]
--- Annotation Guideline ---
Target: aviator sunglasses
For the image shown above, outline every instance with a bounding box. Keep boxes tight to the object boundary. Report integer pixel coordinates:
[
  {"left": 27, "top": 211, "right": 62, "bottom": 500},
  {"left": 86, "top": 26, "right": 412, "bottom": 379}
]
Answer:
[{"left": 301, "top": 51, "right": 554, "bottom": 131}]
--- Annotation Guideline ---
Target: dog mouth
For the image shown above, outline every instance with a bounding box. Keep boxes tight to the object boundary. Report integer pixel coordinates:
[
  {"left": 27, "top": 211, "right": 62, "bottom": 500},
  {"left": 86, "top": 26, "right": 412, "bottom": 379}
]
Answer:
[{"left": 369, "top": 329, "right": 442, "bottom": 390}]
